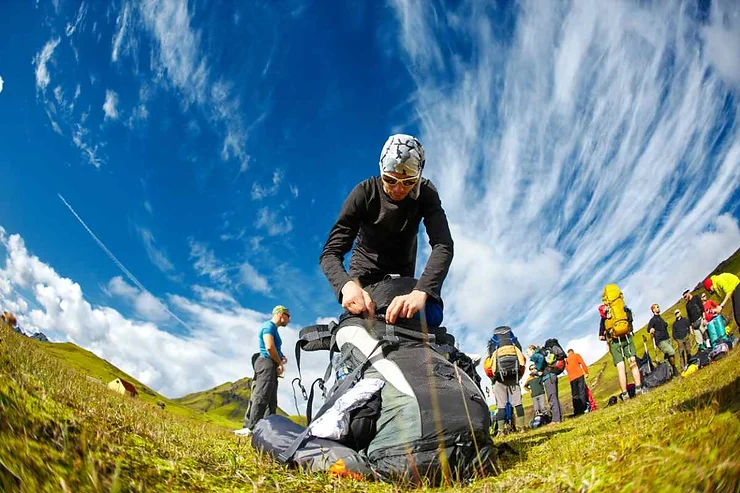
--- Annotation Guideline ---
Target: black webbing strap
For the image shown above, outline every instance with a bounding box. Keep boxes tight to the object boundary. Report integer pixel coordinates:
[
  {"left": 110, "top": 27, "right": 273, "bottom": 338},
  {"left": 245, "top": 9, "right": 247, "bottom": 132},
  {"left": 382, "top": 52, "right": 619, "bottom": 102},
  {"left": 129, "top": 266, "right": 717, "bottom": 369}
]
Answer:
[{"left": 278, "top": 339, "right": 389, "bottom": 464}]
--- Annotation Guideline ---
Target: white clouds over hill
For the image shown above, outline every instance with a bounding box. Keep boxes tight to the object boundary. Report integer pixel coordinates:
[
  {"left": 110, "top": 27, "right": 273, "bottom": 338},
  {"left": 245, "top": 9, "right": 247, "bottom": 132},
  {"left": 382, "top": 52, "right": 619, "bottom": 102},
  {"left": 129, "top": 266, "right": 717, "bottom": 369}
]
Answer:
[{"left": 0, "top": 227, "right": 323, "bottom": 407}]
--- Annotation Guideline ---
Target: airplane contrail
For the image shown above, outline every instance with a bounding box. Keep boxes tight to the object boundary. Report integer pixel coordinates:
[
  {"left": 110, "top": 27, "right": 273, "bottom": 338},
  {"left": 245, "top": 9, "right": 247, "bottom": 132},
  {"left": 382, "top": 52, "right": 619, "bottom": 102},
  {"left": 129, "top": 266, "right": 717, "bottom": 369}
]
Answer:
[{"left": 58, "top": 193, "right": 194, "bottom": 332}]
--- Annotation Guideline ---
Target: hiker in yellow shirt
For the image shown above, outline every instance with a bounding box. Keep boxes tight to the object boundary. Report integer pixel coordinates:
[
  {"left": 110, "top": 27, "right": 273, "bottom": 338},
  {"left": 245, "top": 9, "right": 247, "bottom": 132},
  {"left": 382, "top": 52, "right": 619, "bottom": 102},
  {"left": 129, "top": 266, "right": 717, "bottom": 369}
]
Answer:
[{"left": 703, "top": 272, "right": 740, "bottom": 330}]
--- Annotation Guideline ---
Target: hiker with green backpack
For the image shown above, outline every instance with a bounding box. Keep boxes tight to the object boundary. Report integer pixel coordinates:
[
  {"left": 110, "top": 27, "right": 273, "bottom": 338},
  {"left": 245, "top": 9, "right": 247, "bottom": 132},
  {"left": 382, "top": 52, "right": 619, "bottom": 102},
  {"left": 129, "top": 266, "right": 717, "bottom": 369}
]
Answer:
[
  {"left": 528, "top": 343, "right": 563, "bottom": 423},
  {"left": 599, "top": 285, "right": 646, "bottom": 401}
]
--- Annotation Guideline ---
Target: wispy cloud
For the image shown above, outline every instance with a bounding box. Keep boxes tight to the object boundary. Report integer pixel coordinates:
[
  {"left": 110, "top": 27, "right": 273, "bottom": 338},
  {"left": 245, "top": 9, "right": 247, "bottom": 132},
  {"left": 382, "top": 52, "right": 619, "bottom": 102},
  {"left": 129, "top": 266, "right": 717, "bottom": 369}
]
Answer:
[
  {"left": 701, "top": 1, "right": 740, "bottom": 87},
  {"left": 255, "top": 207, "right": 293, "bottom": 236},
  {"left": 189, "top": 238, "right": 270, "bottom": 295},
  {"left": 136, "top": 226, "right": 174, "bottom": 273},
  {"left": 0, "top": 75, "right": 4, "bottom": 94},
  {"left": 34, "top": 37, "right": 61, "bottom": 92},
  {"left": 389, "top": 0, "right": 740, "bottom": 362},
  {"left": 239, "top": 261, "right": 270, "bottom": 294},
  {"left": 139, "top": 0, "right": 260, "bottom": 172},
  {"left": 103, "top": 89, "right": 119, "bottom": 120},
  {"left": 251, "top": 169, "right": 284, "bottom": 200},
  {"left": 111, "top": 2, "right": 132, "bottom": 62}
]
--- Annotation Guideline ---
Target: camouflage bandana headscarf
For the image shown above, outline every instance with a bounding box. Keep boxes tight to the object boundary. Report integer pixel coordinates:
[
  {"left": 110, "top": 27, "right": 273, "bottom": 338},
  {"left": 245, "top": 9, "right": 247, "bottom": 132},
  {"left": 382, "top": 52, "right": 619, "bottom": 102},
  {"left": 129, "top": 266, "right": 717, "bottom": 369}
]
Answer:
[{"left": 378, "top": 134, "right": 425, "bottom": 200}]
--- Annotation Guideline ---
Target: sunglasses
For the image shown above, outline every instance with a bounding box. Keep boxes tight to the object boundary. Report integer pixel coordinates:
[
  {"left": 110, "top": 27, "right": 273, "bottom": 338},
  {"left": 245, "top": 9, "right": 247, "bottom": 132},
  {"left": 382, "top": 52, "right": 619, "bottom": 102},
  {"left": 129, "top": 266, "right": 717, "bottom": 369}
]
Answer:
[{"left": 382, "top": 173, "right": 419, "bottom": 187}]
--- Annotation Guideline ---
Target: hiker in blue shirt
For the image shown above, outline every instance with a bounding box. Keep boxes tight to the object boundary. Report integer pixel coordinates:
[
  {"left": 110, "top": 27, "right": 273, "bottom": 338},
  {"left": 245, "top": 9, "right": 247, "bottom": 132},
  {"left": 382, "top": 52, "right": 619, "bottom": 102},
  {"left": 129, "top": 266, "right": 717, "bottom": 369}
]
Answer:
[
  {"left": 528, "top": 345, "right": 562, "bottom": 423},
  {"left": 244, "top": 305, "right": 291, "bottom": 430}
]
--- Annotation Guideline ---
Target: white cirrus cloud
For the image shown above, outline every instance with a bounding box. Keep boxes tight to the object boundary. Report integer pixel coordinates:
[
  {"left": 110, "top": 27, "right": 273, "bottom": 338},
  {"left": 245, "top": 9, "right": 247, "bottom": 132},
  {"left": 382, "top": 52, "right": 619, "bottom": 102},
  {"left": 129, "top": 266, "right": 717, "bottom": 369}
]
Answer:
[
  {"left": 136, "top": 226, "right": 174, "bottom": 273},
  {"left": 103, "top": 90, "right": 119, "bottom": 120},
  {"left": 34, "top": 37, "right": 60, "bottom": 92},
  {"left": 389, "top": 0, "right": 740, "bottom": 360},
  {"left": 0, "top": 75, "right": 4, "bottom": 94}
]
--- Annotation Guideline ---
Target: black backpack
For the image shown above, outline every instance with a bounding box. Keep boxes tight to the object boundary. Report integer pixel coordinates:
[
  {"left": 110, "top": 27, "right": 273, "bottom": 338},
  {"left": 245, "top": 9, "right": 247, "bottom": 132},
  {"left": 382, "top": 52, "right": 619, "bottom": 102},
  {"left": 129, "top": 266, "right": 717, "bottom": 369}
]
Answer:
[
  {"left": 488, "top": 326, "right": 522, "bottom": 385},
  {"left": 543, "top": 338, "right": 566, "bottom": 375},
  {"left": 254, "top": 277, "right": 495, "bottom": 484}
]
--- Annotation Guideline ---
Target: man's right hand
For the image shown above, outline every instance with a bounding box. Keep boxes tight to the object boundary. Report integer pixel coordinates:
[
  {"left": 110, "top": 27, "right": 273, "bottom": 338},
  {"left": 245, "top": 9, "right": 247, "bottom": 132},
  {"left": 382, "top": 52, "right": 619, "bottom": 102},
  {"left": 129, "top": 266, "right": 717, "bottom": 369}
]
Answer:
[
  {"left": 277, "top": 364, "right": 284, "bottom": 377},
  {"left": 341, "top": 280, "right": 375, "bottom": 317}
]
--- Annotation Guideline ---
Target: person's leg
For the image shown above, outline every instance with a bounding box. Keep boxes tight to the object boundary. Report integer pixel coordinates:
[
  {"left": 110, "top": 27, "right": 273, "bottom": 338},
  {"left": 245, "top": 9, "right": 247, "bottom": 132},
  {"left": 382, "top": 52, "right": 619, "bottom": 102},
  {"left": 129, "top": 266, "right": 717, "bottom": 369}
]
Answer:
[
  {"left": 629, "top": 356, "right": 643, "bottom": 389},
  {"left": 509, "top": 386, "right": 524, "bottom": 430},
  {"left": 658, "top": 339, "right": 678, "bottom": 376},
  {"left": 245, "top": 357, "right": 276, "bottom": 430},
  {"left": 733, "top": 289, "right": 740, "bottom": 328},
  {"left": 615, "top": 361, "right": 627, "bottom": 393},
  {"left": 572, "top": 376, "right": 587, "bottom": 415},
  {"left": 533, "top": 394, "right": 545, "bottom": 414},
  {"left": 545, "top": 377, "right": 562, "bottom": 422},
  {"left": 493, "top": 382, "right": 508, "bottom": 432}
]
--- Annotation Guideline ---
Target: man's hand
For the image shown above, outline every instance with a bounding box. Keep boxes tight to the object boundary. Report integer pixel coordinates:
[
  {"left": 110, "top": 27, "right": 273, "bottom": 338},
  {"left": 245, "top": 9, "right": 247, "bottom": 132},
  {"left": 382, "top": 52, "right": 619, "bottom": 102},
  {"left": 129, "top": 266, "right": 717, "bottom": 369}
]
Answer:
[
  {"left": 599, "top": 335, "right": 606, "bottom": 341},
  {"left": 341, "top": 280, "right": 375, "bottom": 316},
  {"left": 386, "top": 290, "right": 428, "bottom": 324},
  {"left": 713, "top": 306, "right": 723, "bottom": 315},
  {"left": 277, "top": 364, "right": 284, "bottom": 377},
  {"left": 649, "top": 328, "right": 655, "bottom": 335},
  {"left": 281, "top": 356, "right": 288, "bottom": 365}
]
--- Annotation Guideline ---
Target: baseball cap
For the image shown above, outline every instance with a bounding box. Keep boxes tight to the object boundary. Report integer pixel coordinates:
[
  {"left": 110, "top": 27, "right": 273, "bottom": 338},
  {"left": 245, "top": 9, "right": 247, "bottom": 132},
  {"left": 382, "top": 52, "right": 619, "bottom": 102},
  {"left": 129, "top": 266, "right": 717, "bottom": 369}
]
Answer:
[{"left": 272, "top": 305, "right": 290, "bottom": 317}]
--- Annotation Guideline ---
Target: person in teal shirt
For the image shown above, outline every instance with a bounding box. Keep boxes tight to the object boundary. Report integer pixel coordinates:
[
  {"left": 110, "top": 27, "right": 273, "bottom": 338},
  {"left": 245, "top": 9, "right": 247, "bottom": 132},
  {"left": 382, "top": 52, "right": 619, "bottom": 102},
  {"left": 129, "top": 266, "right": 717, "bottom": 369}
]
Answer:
[{"left": 245, "top": 305, "right": 290, "bottom": 431}]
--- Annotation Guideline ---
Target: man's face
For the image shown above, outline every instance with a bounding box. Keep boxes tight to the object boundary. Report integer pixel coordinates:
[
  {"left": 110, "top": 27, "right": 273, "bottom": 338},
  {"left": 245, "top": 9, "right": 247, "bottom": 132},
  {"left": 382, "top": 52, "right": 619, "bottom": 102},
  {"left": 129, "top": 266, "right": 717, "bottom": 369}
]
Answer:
[
  {"left": 682, "top": 292, "right": 691, "bottom": 301},
  {"left": 674, "top": 311, "right": 681, "bottom": 319},
  {"left": 381, "top": 171, "right": 419, "bottom": 202},
  {"left": 278, "top": 312, "right": 290, "bottom": 327},
  {"left": 701, "top": 294, "right": 707, "bottom": 302},
  {"left": 652, "top": 305, "right": 660, "bottom": 315}
]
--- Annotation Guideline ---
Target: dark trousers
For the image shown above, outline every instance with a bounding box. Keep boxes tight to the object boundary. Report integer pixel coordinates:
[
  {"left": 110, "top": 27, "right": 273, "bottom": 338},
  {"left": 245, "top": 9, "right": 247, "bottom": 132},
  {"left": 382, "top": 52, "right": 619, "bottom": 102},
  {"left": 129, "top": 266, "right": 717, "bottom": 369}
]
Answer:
[
  {"left": 570, "top": 376, "right": 587, "bottom": 416},
  {"left": 733, "top": 289, "right": 740, "bottom": 329},
  {"left": 544, "top": 377, "right": 562, "bottom": 423},
  {"left": 245, "top": 356, "right": 278, "bottom": 430}
]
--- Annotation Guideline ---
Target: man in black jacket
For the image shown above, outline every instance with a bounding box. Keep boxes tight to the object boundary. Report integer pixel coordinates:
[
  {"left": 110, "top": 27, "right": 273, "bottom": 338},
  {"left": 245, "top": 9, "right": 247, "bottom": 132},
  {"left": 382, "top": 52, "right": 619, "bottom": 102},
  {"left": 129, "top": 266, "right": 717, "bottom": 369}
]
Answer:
[
  {"left": 682, "top": 290, "right": 707, "bottom": 349},
  {"left": 672, "top": 309, "right": 691, "bottom": 372},
  {"left": 648, "top": 304, "right": 677, "bottom": 377},
  {"left": 320, "top": 134, "right": 453, "bottom": 326}
]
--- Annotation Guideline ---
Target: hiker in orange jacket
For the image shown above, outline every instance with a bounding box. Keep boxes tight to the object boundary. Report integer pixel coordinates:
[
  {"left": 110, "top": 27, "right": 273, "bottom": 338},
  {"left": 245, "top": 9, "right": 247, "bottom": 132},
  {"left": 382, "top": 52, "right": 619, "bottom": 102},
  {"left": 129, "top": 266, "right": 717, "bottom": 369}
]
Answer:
[{"left": 565, "top": 349, "right": 589, "bottom": 416}]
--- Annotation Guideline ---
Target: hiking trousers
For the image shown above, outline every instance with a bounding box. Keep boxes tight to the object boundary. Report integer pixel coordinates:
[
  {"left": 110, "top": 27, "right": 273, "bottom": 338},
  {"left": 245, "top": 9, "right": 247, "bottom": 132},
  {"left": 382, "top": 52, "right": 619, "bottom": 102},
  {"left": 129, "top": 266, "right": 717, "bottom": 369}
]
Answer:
[
  {"left": 245, "top": 356, "right": 278, "bottom": 430},
  {"left": 570, "top": 375, "right": 587, "bottom": 416},
  {"left": 544, "top": 377, "right": 562, "bottom": 423},
  {"left": 532, "top": 394, "right": 546, "bottom": 414},
  {"left": 675, "top": 337, "right": 691, "bottom": 370}
]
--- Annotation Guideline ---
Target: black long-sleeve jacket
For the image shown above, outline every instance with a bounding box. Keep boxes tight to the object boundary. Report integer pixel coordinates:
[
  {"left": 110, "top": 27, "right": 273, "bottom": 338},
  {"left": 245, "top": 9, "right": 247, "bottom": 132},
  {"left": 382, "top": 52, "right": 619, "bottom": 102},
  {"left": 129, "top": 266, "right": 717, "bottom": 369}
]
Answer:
[{"left": 319, "top": 177, "right": 453, "bottom": 304}]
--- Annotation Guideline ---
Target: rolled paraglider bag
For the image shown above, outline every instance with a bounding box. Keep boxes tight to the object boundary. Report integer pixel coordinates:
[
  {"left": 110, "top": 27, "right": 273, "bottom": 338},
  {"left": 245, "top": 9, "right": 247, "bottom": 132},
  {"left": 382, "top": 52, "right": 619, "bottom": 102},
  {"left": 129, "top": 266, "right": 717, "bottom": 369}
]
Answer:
[{"left": 251, "top": 415, "right": 373, "bottom": 476}]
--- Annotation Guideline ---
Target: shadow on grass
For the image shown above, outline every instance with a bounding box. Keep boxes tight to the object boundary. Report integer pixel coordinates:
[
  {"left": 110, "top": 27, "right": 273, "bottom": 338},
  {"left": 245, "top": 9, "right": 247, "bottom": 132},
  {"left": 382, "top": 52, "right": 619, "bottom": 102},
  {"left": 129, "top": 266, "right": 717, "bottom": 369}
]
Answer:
[{"left": 674, "top": 374, "right": 740, "bottom": 415}]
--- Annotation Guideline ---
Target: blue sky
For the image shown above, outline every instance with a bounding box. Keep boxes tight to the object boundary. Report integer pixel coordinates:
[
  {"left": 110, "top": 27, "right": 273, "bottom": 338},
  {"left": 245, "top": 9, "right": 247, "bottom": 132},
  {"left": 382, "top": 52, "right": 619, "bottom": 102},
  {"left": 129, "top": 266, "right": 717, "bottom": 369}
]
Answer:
[{"left": 1, "top": 0, "right": 740, "bottom": 409}]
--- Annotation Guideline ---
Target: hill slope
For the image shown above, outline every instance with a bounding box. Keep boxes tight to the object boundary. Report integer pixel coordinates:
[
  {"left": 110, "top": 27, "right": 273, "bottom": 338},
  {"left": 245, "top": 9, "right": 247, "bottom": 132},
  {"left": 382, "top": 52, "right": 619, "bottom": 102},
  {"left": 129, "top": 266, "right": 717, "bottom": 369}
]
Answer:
[{"left": 28, "top": 338, "right": 243, "bottom": 429}]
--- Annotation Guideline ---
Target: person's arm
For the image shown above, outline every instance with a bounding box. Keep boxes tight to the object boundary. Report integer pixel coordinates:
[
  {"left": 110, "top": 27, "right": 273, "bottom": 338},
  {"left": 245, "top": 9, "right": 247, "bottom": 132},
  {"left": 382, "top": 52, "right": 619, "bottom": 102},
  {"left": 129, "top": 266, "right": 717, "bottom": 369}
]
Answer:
[
  {"left": 599, "top": 318, "right": 606, "bottom": 340},
  {"left": 715, "top": 291, "right": 732, "bottom": 313},
  {"left": 416, "top": 181, "right": 454, "bottom": 301},
  {"left": 319, "top": 184, "right": 364, "bottom": 302},
  {"left": 579, "top": 355, "right": 589, "bottom": 375},
  {"left": 263, "top": 334, "right": 284, "bottom": 375}
]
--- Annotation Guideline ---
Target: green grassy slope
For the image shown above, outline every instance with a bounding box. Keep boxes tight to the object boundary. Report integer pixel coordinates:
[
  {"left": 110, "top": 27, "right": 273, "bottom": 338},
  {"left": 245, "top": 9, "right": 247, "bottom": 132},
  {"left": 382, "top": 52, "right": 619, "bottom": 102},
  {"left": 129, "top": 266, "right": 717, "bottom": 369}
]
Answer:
[
  {"left": 2, "top": 318, "right": 739, "bottom": 492},
  {"left": 29, "top": 339, "right": 242, "bottom": 430}
]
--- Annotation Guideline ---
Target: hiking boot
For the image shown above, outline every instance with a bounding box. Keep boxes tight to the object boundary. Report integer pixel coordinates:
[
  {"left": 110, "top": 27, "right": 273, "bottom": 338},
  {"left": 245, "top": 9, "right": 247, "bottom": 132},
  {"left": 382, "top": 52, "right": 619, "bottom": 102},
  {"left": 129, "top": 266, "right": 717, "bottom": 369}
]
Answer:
[
  {"left": 637, "top": 385, "right": 648, "bottom": 395},
  {"left": 620, "top": 391, "right": 630, "bottom": 401}
]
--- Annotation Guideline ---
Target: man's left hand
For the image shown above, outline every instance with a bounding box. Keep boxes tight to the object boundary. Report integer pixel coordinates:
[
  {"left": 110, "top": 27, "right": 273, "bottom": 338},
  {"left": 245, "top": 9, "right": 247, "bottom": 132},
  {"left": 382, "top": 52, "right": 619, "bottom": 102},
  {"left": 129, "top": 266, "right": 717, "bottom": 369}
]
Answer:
[
  {"left": 385, "top": 290, "right": 428, "bottom": 324},
  {"left": 281, "top": 356, "right": 288, "bottom": 365}
]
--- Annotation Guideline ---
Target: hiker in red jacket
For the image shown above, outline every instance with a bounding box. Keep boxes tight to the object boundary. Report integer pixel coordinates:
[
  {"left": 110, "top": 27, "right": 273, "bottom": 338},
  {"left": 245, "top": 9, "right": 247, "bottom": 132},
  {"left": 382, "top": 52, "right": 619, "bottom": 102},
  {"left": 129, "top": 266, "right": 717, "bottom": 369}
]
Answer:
[{"left": 565, "top": 349, "right": 589, "bottom": 416}]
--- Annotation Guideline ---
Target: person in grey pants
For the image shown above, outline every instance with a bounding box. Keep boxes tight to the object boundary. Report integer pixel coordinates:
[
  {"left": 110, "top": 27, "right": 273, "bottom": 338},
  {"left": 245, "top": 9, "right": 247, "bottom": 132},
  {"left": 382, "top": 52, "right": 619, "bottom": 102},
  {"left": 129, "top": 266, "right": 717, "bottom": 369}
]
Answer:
[
  {"left": 524, "top": 364, "right": 546, "bottom": 415},
  {"left": 244, "top": 305, "right": 290, "bottom": 431},
  {"left": 528, "top": 345, "right": 562, "bottom": 422}
]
